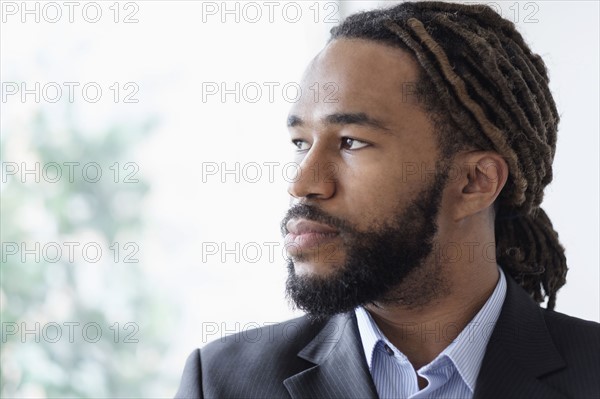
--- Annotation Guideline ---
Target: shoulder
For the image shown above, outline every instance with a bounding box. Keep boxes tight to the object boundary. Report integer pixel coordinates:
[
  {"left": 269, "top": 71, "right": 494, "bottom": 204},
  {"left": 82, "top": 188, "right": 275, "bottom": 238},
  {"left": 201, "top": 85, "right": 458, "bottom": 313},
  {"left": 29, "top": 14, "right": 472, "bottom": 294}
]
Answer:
[
  {"left": 542, "top": 308, "right": 600, "bottom": 356},
  {"left": 541, "top": 308, "right": 600, "bottom": 392},
  {"left": 543, "top": 308, "right": 600, "bottom": 335},
  {"left": 195, "top": 315, "right": 328, "bottom": 398},
  {"left": 200, "top": 314, "right": 325, "bottom": 362},
  {"left": 480, "top": 275, "right": 599, "bottom": 397}
]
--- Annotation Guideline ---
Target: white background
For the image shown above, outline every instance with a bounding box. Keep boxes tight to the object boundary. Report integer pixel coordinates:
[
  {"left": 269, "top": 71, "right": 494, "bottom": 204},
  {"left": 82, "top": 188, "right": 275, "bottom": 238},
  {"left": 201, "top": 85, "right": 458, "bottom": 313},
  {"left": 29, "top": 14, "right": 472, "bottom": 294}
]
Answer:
[{"left": 2, "top": 1, "right": 598, "bottom": 397}]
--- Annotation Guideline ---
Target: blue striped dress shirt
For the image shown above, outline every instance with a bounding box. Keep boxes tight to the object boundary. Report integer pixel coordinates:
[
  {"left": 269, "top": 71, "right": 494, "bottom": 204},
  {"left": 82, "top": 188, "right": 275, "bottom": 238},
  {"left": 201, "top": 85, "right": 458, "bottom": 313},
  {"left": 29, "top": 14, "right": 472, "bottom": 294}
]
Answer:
[{"left": 355, "top": 266, "right": 507, "bottom": 399}]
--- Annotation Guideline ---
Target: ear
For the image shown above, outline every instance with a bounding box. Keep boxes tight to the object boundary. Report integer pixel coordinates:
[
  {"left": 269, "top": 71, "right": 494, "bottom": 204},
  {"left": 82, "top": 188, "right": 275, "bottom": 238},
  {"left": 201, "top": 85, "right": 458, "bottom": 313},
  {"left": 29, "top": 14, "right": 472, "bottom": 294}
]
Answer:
[{"left": 447, "top": 151, "right": 509, "bottom": 222}]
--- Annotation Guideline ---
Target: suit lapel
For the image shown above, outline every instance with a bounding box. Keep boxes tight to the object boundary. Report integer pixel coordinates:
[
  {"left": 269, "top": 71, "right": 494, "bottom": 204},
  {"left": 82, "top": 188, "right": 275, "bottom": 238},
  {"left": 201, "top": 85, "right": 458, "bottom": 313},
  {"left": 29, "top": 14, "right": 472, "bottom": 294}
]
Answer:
[
  {"left": 474, "top": 275, "right": 567, "bottom": 399},
  {"left": 284, "top": 312, "right": 378, "bottom": 399}
]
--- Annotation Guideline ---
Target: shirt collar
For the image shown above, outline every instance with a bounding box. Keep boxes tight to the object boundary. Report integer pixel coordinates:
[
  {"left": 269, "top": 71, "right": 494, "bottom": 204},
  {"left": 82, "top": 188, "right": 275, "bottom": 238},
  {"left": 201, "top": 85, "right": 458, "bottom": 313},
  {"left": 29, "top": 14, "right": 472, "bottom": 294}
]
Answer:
[{"left": 355, "top": 266, "right": 507, "bottom": 393}]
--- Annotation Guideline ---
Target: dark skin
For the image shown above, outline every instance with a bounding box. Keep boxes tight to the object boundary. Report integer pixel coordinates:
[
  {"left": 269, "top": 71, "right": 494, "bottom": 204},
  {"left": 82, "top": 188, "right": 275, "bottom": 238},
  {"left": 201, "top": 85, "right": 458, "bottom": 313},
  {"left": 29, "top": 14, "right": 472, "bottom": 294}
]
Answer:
[{"left": 286, "top": 38, "right": 509, "bottom": 389}]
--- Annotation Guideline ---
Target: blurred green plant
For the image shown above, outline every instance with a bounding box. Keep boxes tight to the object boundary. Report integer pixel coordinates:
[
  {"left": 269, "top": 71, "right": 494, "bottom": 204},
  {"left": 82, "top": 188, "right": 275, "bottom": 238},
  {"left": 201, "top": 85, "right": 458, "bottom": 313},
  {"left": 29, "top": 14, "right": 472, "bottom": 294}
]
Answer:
[{"left": 1, "top": 109, "right": 175, "bottom": 397}]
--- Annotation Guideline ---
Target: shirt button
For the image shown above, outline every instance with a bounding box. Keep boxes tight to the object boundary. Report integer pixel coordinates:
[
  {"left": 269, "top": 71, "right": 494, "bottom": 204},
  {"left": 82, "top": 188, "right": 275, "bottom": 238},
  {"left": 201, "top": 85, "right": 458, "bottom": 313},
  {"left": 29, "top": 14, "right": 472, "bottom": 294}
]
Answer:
[{"left": 384, "top": 344, "right": 394, "bottom": 356}]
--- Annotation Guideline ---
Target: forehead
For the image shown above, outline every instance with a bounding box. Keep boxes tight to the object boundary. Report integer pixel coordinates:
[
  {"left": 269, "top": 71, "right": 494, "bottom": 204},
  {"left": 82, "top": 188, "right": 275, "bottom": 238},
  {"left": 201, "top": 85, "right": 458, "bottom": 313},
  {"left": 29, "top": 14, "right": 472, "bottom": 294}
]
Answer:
[{"left": 290, "top": 38, "right": 423, "bottom": 122}]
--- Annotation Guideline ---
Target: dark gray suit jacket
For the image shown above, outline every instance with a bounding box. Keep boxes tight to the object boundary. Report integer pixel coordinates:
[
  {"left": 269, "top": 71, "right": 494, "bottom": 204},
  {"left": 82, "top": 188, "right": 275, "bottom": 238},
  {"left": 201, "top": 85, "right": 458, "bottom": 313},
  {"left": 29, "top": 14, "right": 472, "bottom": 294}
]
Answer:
[{"left": 175, "top": 276, "right": 600, "bottom": 398}]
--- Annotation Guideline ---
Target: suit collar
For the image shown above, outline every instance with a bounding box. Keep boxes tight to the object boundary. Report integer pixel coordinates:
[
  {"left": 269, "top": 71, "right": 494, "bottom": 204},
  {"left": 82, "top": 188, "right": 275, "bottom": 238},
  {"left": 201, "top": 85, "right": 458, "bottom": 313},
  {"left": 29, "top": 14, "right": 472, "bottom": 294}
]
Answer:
[
  {"left": 474, "top": 274, "right": 567, "bottom": 399},
  {"left": 284, "top": 312, "right": 378, "bottom": 399}
]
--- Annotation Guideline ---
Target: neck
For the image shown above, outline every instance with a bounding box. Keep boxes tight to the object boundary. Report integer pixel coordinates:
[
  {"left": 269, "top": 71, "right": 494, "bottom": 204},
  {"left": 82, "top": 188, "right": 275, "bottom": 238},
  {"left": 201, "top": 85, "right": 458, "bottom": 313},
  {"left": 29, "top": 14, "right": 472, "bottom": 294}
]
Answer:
[{"left": 364, "top": 259, "right": 499, "bottom": 370}]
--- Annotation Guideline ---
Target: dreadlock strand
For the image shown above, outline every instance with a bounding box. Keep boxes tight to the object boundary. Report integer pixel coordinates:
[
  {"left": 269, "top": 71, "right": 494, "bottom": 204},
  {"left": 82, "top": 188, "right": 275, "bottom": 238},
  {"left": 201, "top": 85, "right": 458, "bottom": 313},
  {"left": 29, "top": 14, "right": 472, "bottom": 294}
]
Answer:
[
  {"left": 499, "top": 36, "right": 560, "bottom": 156},
  {"left": 436, "top": 15, "right": 544, "bottom": 146},
  {"left": 431, "top": 15, "right": 548, "bottom": 209},
  {"left": 381, "top": 19, "right": 494, "bottom": 153},
  {"left": 405, "top": 17, "right": 528, "bottom": 206}
]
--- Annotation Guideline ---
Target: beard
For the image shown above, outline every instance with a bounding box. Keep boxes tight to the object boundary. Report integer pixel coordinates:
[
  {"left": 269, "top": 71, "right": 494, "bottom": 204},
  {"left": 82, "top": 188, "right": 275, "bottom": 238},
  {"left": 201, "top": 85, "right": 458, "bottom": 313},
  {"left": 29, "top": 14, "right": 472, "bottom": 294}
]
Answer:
[{"left": 280, "top": 169, "right": 449, "bottom": 321}]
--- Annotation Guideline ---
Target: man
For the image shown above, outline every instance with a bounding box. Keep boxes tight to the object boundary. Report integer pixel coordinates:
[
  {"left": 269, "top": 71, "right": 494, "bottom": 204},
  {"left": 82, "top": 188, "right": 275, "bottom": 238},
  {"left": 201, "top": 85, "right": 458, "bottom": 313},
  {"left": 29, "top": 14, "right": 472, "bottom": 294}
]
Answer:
[{"left": 176, "top": 2, "right": 599, "bottom": 398}]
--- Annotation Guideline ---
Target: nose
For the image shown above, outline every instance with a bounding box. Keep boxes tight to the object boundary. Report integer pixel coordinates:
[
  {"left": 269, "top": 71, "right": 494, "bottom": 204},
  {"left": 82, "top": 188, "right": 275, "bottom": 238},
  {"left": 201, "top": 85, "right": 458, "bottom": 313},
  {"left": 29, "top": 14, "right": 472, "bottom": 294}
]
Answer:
[{"left": 287, "top": 146, "right": 337, "bottom": 200}]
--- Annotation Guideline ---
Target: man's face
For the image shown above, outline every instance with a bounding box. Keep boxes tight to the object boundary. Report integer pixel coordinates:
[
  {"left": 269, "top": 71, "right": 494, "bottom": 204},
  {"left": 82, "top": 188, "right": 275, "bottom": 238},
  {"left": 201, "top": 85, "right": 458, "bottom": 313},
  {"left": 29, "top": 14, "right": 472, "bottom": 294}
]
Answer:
[{"left": 281, "top": 38, "right": 449, "bottom": 319}]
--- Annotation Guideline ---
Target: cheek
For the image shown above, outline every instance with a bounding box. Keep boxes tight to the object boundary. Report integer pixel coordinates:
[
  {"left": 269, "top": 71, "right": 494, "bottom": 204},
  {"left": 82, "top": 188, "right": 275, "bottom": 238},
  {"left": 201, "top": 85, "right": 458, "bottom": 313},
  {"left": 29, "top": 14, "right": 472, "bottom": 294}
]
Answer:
[{"left": 338, "top": 163, "right": 417, "bottom": 229}]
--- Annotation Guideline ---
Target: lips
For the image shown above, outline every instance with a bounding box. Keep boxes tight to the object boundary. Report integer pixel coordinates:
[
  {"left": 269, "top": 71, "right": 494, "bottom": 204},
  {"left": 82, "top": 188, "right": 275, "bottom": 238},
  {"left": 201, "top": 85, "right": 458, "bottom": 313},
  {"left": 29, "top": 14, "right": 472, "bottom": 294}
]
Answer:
[
  {"left": 286, "top": 219, "right": 339, "bottom": 235},
  {"left": 284, "top": 219, "right": 340, "bottom": 254}
]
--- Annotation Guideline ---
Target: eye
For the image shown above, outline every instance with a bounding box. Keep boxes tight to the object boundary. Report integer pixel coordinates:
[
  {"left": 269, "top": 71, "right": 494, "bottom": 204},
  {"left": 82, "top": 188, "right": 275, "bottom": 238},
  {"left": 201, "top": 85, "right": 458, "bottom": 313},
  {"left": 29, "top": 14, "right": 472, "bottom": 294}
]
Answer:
[
  {"left": 291, "top": 139, "right": 310, "bottom": 151},
  {"left": 341, "top": 137, "right": 370, "bottom": 150}
]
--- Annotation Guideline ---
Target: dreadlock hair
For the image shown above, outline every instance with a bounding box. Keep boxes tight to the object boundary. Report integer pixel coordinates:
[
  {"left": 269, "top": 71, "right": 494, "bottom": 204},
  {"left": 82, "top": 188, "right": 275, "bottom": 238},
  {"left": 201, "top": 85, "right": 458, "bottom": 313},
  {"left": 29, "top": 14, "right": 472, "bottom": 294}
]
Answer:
[{"left": 330, "top": 1, "right": 567, "bottom": 309}]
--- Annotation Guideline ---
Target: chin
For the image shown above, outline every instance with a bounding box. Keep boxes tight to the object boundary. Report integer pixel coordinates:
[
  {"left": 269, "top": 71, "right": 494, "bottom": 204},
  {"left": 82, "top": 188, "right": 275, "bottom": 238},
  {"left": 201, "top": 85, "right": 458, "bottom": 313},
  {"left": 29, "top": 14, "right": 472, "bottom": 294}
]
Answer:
[
  {"left": 292, "top": 259, "right": 341, "bottom": 277},
  {"left": 288, "top": 242, "right": 346, "bottom": 275}
]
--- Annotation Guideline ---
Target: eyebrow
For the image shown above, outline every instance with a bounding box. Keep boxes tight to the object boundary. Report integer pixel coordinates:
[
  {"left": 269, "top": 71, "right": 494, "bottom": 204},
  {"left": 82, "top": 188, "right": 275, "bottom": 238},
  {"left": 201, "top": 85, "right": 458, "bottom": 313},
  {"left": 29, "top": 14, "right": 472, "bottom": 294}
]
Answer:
[{"left": 287, "top": 112, "right": 392, "bottom": 133}]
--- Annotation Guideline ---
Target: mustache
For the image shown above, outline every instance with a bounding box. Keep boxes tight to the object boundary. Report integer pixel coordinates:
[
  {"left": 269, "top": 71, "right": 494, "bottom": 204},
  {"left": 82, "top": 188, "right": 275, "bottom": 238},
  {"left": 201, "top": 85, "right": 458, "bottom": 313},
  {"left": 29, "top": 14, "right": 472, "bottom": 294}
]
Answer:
[{"left": 280, "top": 204, "right": 354, "bottom": 237}]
